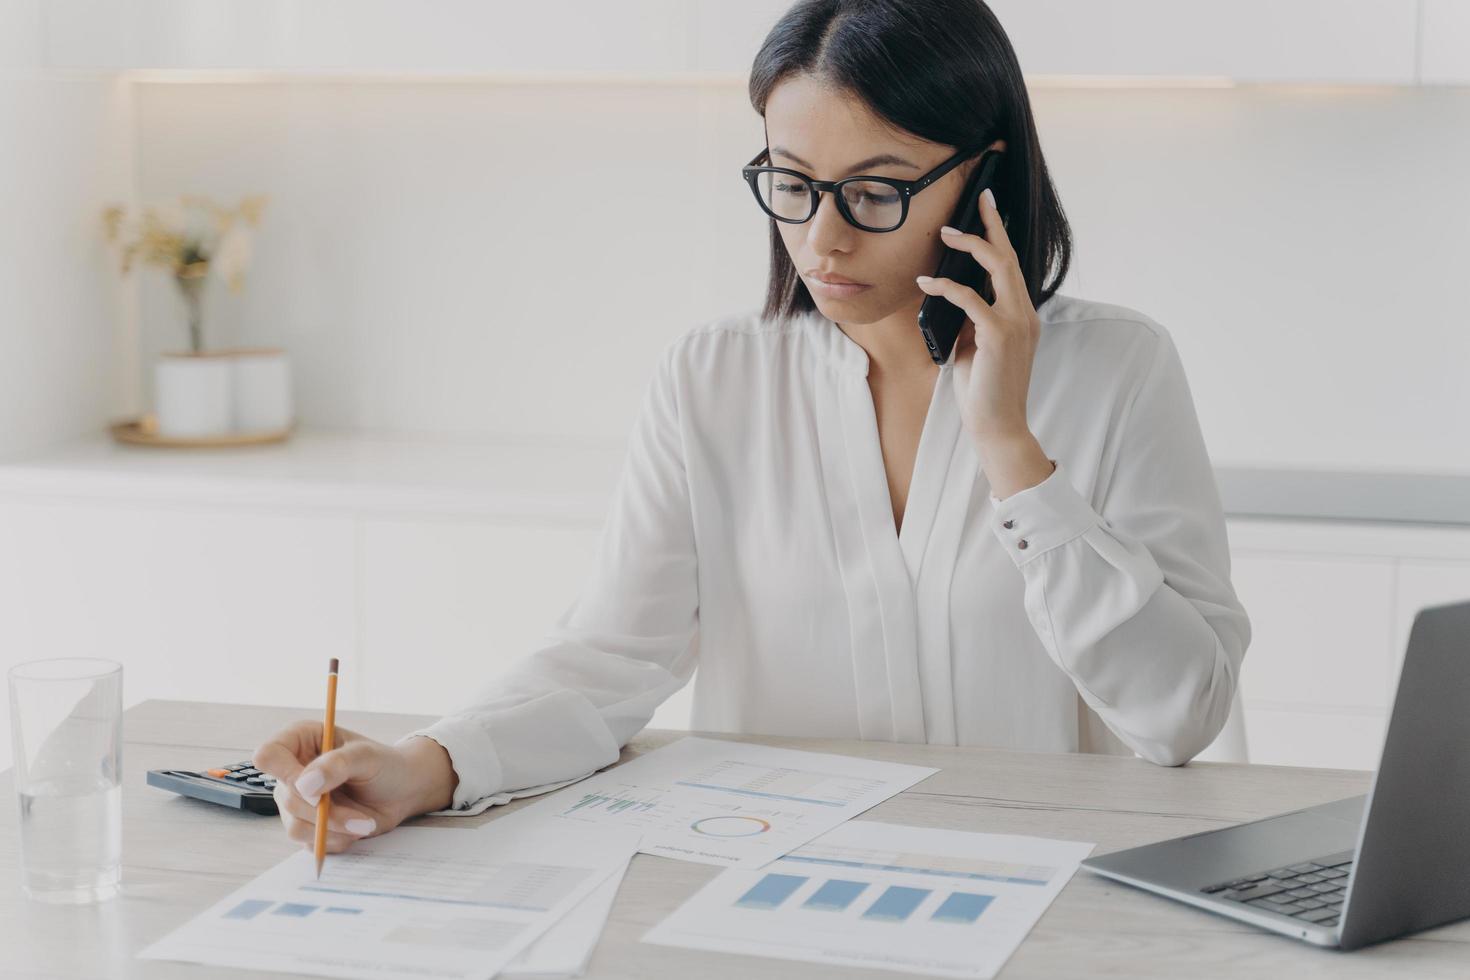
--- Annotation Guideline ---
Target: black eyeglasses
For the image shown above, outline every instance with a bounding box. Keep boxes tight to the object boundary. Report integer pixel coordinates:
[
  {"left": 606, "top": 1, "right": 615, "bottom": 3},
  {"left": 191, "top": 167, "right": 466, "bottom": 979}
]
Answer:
[{"left": 741, "top": 144, "right": 985, "bottom": 233}]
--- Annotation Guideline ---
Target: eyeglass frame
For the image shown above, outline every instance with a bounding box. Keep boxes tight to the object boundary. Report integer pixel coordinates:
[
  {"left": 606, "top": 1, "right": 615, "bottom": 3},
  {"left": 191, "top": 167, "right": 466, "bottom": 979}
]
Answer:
[{"left": 741, "top": 143, "right": 991, "bottom": 233}]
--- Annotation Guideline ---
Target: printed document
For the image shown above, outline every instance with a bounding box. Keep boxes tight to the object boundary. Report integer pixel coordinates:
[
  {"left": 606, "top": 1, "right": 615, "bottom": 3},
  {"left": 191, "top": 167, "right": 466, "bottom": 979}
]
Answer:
[
  {"left": 642, "top": 819, "right": 1093, "bottom": 978},
  {"left": 139, "top": 821, "right": 642, "bottom": 980},
  {"left": 513, "top": 736, "right": 937, "bottom": 867},
  {"left": 504, "top": 855, "right": 627, "bottom": 977}
]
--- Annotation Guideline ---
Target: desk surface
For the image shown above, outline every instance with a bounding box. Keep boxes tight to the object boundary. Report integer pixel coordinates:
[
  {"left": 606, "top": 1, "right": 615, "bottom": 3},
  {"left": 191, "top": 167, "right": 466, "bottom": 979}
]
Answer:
[{"left": 2, "top": 700, "right": 1466, "bottom": 979}]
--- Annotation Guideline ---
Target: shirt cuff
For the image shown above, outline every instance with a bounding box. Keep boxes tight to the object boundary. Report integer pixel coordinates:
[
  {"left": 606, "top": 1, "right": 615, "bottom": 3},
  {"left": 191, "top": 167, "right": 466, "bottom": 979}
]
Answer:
[
  {"left": 988, "top": 459, "right": 1100, "bottom": 568},
  {"left": 396, "top": 714, "right": 504, "bottom": 813}
]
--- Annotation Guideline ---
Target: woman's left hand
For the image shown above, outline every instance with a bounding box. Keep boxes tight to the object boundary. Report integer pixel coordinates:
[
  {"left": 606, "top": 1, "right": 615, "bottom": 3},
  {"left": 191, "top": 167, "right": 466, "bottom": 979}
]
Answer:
[
  {"left": 916, "top": 186, "right": 1055, "bottom": 497},
  {"left": 916, "top": 186, "right": 1039, "bottom": 445}
]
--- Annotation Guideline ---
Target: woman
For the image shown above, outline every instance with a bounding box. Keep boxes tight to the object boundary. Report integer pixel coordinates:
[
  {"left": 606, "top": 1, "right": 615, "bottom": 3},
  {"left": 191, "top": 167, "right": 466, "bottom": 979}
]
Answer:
[{"left": 255, "top": 0, "right": 1251, "bottom": 853}]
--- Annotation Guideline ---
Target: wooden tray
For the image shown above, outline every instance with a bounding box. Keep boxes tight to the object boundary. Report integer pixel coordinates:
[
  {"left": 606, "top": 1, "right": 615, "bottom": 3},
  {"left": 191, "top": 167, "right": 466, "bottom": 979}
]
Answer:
[{"left": 109, "top": 417, "right": 295, "bottom": 448}]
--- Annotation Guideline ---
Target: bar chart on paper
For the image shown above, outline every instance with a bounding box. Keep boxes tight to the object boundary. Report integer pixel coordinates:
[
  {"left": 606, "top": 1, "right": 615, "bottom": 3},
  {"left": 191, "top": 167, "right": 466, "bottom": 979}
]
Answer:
[
  {"left": 718, "top": 835, "right": 1058, "bottom": 929},
  {"left": 521, "top": 737, "right": 938, "bottom": 867},
  {"left": 643, "top": 820, "right": 1094, "bottom": 979},
  {"left": 732, "top": 871, "right": 996, "bottom": 924}
]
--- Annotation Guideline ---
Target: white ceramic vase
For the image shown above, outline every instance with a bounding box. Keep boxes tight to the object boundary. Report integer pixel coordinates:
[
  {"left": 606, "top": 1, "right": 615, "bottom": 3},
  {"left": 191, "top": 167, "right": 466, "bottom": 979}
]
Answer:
[
  {"left": 153, "top": 353, "right": 234, "bottom": 438},
  {"left": 152, "top": 348, "right": 294, "bottom": 438},
  {"left": 230, "top": 348, "right": 294, "bottom": 433}
]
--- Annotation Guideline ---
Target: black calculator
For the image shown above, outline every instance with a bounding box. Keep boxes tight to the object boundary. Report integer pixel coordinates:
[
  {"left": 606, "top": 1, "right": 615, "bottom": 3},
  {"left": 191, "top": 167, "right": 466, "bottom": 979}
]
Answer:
[{"left": 146, "top": 761, "right": 280, "bottom": 815}]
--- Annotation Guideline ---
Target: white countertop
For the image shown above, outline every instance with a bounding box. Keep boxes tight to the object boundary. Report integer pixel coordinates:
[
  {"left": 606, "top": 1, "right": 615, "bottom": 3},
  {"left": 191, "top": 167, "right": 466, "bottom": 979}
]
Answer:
[
  {"left": 0, "top": 429, "right": 628, "bottom": 524},
  {"left": 3, "top": 429, "right": 1469, "bottom": 528},
  {"left": 1214, "top": 466, "right": 1470, "bottom": 527}
]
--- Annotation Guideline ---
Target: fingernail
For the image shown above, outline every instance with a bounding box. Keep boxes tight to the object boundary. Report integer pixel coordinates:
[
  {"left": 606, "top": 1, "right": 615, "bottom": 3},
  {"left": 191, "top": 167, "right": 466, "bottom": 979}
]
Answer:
[
  {"left": 296, "top": 770, "right": 324, "bottom": 802},
  {"left": 915, "top": 275, "right": 933, "bottom": 284},
  {"left": 939, "top": 225, "right": 960, "bottom": 236},
  {"left": 345, "top": 818, "right": 375, "bottom": 836},
  {"left": 982, "top": 187, "right": 997, "bottom": 209}
]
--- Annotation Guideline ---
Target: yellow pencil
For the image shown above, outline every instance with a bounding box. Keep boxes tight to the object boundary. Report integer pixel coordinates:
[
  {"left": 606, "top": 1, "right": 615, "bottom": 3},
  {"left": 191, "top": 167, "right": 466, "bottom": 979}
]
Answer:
[{"left": 314, "top": 657, "right": 339, "bottom": 880}]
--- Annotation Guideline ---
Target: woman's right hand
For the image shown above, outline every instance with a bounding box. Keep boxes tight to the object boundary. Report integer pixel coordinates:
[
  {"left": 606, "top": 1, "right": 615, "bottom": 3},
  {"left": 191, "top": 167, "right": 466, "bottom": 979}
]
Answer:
[{"left": 252, "top": 722, "right": 458, "bottom": 854}]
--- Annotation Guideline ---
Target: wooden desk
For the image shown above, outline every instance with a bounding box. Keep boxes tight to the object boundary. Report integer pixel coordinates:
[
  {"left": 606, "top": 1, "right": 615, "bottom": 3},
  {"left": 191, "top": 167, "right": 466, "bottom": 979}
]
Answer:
[{"left": 2, "top": 700, "right": 1466, "bottom": 979}]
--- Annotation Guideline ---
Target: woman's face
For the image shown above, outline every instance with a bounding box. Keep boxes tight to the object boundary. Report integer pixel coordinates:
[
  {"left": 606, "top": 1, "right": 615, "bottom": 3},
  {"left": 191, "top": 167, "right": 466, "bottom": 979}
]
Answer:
[{"left": 762, "top": 74, "right": 998, "bottom": 327}]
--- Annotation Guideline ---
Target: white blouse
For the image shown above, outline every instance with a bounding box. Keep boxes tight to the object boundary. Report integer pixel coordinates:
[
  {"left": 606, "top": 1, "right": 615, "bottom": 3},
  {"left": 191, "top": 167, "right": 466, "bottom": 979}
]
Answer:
[{"left": 408, "top": 292, "right": 1253, "bottom": 812}]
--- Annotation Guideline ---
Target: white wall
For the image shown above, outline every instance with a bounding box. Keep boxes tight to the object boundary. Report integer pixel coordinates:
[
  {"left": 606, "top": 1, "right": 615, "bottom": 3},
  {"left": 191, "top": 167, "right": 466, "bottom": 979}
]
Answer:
[
  {"left": 0, "top": 0, "right": 136, "bottom": 767},
  {"left": 8, "top": 25, "right": 1470, "bottom": 772},
  {"left": 1033, "top": 84, "right": 1470, "bottom": 474},
  {"left": 0, "top": 0, "right": 136, "bottom": 460},
  {"left": 128, "top": 79, "right": 1470, "bottom": 474},
  {"left": 130, "top": 80, "right": 766, "bottom": 442}
]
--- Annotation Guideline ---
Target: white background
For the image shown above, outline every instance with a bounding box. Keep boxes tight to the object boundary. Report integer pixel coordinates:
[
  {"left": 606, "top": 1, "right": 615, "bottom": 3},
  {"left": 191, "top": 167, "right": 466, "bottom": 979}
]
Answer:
[{"left": 3, "top": 0, "right": 1468, "bottom": 773}]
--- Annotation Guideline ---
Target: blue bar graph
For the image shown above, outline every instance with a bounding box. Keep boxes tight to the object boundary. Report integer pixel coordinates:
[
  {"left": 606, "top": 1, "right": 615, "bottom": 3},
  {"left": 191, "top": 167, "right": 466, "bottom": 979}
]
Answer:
[
  {"left": 324, "top": 906, "right": 364, "bottom": 915},
  {"left": 861, "top": 886, "right": 931, "bottom": 922},
  {"left": 223, "top": 899, "right": 272, "bottom": 921},
  {"left": 271, "top": 903, "right": 318, "bottom": 917},
  {"left": 735, "top": 873, "right": 809, "bottom": 910},
  {"left": 931, "top": 892, "right": 994, "bottom": 924},
  {"left": 802, "top": 879, "right": 868, "bottom": 912}
]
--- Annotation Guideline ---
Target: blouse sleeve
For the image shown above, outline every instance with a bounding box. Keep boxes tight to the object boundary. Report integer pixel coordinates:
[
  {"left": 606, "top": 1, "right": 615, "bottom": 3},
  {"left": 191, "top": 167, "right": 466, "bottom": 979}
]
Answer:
[
  {"left": 400, "top": 339, "right": 701, "bottom": 811},
  {"left": 988, "top": 326, "right": 1252, "bottom": 766}
]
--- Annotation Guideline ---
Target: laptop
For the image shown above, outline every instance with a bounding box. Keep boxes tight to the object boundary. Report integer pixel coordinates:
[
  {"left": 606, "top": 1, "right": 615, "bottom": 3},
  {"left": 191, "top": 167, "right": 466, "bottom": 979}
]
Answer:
[{"left": 1081, "top": 599, "right": 1470, "bottom": 950}]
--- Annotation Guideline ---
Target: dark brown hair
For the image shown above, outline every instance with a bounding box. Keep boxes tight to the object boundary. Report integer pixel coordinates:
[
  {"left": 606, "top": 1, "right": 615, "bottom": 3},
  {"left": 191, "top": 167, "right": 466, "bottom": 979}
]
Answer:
[{"left": 748, "top": 0, "right": 1072, "bottom": 323}]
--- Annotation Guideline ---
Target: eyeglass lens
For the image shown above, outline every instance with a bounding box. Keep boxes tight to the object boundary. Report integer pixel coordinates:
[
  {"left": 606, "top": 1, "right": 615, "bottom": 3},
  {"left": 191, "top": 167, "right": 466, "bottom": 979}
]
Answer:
[{"left": 753, "top": 170, "right": 904, "bottom": 231}]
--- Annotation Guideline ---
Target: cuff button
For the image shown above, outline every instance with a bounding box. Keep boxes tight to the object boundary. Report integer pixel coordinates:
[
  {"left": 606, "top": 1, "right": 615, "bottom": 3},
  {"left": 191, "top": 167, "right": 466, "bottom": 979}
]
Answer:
[
  {"left": 1017, "top": 539, "right": 1029, "bottom": 550},
  {"left": 1002, "top": 519, "right": 1015, "bottom": 529}
]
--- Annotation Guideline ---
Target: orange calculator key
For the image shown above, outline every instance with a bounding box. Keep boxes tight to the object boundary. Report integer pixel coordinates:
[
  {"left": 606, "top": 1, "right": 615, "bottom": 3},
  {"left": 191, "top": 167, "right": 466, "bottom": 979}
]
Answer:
[{"left": 205, "top": 768, "right": 232, "bottom": 777}]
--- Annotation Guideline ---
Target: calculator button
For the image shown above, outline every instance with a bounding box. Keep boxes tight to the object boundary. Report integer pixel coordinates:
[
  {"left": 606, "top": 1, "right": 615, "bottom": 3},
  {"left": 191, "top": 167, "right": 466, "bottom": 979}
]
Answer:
[
  {"left": 241, "top": 768, "right": 261, "bottom": 776},
  {"left": 205, "top": 768, "right": 232, "bottom": 778},
  {"left": 225, "top": 771, "right": 250, "bottom": 781},
  {"left": 226, "top": 764, "right": 248, "bottom": 772},
  {"left": 246, "top": 777, "right": 266, "bottom": 786}
]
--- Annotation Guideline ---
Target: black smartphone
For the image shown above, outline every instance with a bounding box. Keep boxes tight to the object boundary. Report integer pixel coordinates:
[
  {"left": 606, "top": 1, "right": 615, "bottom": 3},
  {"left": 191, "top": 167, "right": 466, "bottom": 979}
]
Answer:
[{"left": 917, "top": 147, "right": 1005, "bottom": 364}]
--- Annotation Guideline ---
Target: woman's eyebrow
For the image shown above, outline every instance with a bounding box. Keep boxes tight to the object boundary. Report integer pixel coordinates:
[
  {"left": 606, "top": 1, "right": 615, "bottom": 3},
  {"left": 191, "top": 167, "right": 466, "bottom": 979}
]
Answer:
[{"left": 770, "top": 145, "right": 921, "bottom": 174}]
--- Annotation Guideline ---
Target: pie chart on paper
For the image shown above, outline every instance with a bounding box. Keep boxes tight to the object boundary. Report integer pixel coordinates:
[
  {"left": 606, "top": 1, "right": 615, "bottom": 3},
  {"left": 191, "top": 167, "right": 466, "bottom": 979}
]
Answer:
[{"left": 690, "top": 816, "right": 772, "bottom": 838}]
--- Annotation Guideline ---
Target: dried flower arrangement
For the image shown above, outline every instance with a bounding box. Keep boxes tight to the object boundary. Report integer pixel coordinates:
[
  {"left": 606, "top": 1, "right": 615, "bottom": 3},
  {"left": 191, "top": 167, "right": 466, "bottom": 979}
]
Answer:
[{"left": 101, "top": 194, "right": 268, "bottom": 353}]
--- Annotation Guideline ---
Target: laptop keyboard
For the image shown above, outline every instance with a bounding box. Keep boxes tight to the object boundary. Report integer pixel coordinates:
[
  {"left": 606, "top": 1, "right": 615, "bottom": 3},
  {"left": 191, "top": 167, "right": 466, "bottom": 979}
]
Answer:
[{"left": 1199, "top": 851, "right": 1354, "bottom": 927}]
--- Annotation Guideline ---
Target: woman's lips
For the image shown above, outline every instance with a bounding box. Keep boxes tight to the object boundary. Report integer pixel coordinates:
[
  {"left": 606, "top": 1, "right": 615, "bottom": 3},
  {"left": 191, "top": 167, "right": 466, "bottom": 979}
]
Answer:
[{"left": 806, "top": 274, "right": 873, "bottom": 299}]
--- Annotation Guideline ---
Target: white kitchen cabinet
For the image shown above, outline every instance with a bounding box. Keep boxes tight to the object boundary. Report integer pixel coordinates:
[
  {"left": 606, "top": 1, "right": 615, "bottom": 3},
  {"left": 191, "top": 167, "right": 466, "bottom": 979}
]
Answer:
[
  {"left": 689, "top": 0, "right": 794, "bottom": 74},
  {"left": 989, "top": 0, "right": 1419, "bottom": 83},
  {"left": 1226, "top": 517, "right": 1470, "bottom": 771},
  {"left": 1240, "top": 705, "right": 1389, "bottom": 771},
  {"left": 2, "top": 434, "right": 1468, "bottom": 774},
  {"left": 357, "top": 515, "right": 697, "bottom": 730},
  {"left": 1392, "top": 560, "right": 1470, "bottom": 675},
  {"left": 1230, "top": 552, "right": 1398, "bottom": 712},
  {"left": 39, "top": 0, "right": 1429, "bottom": 86},
  {"left": 0, "top": 495, "right": 356, "bottom": 769},
  {"left": 1228, "top": 550, "right": 1397, "bottom": 769},
  {"left": 357, "top": 516, "right": 604, "bottom": 716},
  {"left": 1419, "top": 0, "right": 1470, "bottom": 84},
  {"left": 42, "top": 0, "right": 690, "bottom": 75}
]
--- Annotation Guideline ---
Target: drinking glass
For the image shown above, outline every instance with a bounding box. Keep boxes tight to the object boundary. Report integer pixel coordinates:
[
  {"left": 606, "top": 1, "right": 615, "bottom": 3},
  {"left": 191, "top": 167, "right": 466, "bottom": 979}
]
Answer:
[{"left": 7, "top": 657, "right": 123, "bottom": 903}]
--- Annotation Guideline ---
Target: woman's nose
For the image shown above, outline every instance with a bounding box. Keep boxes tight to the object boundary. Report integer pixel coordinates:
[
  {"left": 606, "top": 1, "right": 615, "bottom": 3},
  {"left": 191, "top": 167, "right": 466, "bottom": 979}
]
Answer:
[{"left": 805, "top": 190, "right": 857, "bottom": 253}]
